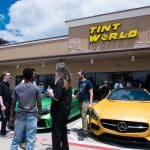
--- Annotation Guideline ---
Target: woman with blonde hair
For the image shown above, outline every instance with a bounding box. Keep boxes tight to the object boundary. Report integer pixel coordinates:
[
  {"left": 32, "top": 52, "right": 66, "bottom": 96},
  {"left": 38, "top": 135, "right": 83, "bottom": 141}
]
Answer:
[{"left": 48, "top": 66, "right": 72, "bottom": 150}]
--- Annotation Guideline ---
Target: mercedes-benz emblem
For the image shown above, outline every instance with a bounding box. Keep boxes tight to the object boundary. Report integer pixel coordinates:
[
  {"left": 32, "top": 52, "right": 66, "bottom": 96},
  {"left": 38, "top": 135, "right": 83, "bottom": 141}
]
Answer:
[{"left": 117, "top": 121, "right": 128, "bottom": 132}]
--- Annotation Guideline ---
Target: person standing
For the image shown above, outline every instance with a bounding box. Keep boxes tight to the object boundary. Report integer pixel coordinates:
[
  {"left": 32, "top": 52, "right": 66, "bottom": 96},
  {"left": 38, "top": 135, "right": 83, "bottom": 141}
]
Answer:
[
  {"left": 19, "top": 67, "right": 37, "bottom": 149},
  {"left": 10, "top": 68, "right": 42, "bottom": 150},
  {"left": 114, "top": 77, "right": 124, "bottom": 89},
  {"left": 131, "top": 75, "right": 142, "bottom": 88},
  {"left": 48, "top": 66, "right": 72, "bottom": 150},
  {"left": 99, "top": 79, "right": 112, "bottom": 99},
  {"left": 21, "top": 68, "right": 37, "bottom": 85},
  {"left": 77, "top": 70, "right": 93, "bottom": 138},
  {"left": 0, "top": 71, "right": 11, "bottom": 136}
]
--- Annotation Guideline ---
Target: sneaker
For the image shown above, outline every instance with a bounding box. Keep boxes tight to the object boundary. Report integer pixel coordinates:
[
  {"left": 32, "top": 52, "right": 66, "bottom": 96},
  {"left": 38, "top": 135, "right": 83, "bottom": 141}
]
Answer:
[
  {"left": 82, "top": 131, "right": 88, "bottom": 138},
  {"left": 78, "top": 135, "right": 84, "bottom": 141},
  {"left": 78, "top": 132, "right": 88, "bottom": 141},
  {"left": 19, "top": 142, "right": 26, "bottom": 150},
  {"left": 1, "top": 130, "right": 6, "bottom": 136},
  {"left": 78, "top": 128, "right": 82, "bottom": 131}
]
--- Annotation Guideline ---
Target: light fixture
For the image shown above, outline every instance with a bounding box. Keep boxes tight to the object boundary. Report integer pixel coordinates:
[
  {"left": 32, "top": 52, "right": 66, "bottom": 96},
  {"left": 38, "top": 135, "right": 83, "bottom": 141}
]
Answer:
[
  {"left": 131, "top": 56, "right": 135, "bottom": 62},
  {"left": 90, "top": 58, "right": 94, "bottom": 64},
  {"left": 42, "top": 62, "right": 45, "bottom": 67},
  {"left": 16, "top": 64, "right": 19, "bottom": 69}
]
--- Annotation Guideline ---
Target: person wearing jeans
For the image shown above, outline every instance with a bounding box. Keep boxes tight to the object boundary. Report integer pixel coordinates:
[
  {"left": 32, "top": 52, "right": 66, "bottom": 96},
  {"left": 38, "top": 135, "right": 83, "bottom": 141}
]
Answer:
[
  {"left": 10, "top": 68, "right": 42, "bottom": 150},
  {"left": 11, "top": 114, "right": 37, "bottom": 149}
]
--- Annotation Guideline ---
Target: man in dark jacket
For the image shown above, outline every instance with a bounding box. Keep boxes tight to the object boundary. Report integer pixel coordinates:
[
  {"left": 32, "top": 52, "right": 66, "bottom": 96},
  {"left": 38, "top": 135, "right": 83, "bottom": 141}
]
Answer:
[{"left": 0, "top": 71, "right": 11, "bottom": 136}]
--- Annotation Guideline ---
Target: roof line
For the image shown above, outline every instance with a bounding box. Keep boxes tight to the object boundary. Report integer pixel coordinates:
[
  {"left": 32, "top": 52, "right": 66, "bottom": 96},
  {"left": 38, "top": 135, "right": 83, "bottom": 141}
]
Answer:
[
  {"left": 65, "top": 6, "right": 150, "bottom": 28},
  {"left": 0, "top": 35, "right": 68, "bottom": 48},
  {"left": 65, "top": 6, "right": 150, "bottom": 23}
]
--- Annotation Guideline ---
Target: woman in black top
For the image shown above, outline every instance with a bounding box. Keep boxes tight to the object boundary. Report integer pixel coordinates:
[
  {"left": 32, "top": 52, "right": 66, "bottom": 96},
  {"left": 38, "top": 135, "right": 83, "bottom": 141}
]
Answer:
[{"left": 48, "top": 66, "right": 72, "bottom": 150}]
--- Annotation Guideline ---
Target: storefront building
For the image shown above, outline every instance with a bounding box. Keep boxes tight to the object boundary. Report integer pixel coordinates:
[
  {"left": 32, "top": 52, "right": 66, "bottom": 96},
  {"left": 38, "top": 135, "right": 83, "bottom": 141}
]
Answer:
[{"left": 0, "top": 6, "right": 150, "bottom": 97}]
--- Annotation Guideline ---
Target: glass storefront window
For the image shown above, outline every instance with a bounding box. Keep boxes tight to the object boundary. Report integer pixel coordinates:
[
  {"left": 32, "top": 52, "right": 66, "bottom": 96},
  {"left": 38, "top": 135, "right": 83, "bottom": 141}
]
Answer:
[
  {"left": 15, "top": 71, "right": 150, "bottom": 100},
  {"left": 86, "top": 71, "right": 150, "bottom": 100},
  {"left": 16, "top": 74, "right": 55, "bottom": 90}
]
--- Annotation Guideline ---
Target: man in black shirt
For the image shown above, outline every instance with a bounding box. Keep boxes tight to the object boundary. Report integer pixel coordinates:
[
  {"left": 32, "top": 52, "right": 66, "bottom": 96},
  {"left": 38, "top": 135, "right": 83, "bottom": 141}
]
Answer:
[
  {"left": 99, "top": 79, "right": 112, "bottom": 99},
  {"left": 0, "top": 71, "right": 11, "bottom": 135},
  {"left": 131, "top": 76, "right": 142, "bottom": 88}
]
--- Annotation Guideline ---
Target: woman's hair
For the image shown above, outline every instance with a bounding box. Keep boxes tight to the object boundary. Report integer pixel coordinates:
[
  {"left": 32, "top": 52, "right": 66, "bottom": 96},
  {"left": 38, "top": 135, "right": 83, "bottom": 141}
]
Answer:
[{"left": 57, "top": 66, "right": 72, "bottom": 90}]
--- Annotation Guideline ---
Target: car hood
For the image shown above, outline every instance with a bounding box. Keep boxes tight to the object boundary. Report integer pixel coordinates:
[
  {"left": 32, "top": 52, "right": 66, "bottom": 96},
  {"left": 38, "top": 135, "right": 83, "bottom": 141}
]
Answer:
[
  {"left": 41, "top": 97, "right": 52, "bottom": 109},
  {"left": 93, "top": 99, "right": 150, "bottom": 120}
]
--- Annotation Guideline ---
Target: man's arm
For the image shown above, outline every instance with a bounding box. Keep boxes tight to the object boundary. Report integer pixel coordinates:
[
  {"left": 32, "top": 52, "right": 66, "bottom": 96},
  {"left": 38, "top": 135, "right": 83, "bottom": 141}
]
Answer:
[
  {"left": 139, "top": 80, "right": 142, "bottom": 88},
  {"left": 47, "top": 88, "right": 58, "bottom": 101},
  {"left": 89, "top": 88, "right": 93, "bottom": 107},
  {"left": 0, "top": 96, "right": 6, "bottom": 111},
  {"left": 9, "top": 99, "right": 16, "bottom": 124},
  {"left": 72, "top": 90, "right": 80, "bottom": 99},
  {"left": 37, "top": 99, "right": 42, "bottom": 121},
  {"left": 99, "top": 84, "right": 105, "bottom": 89}
]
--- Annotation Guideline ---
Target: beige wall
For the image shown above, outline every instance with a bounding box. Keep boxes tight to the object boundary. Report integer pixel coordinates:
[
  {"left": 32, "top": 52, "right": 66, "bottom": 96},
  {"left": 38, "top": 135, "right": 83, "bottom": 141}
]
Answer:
[
  {"left": 1, "top": 15, "right": 149, "bottom": 63},
  {"left": 0, "top": 63, "right": 57, "bottom": 87},
  {"left": 68, "top": 15, "right": 150, "bottom": 52},
  {"left": 0, "top": 37, "right": 68, "bottom": 62},
  {"left": 0, "top": 14, "right": 150, "bottom": 88},
  {"left": 1, "top": 56, "right": 149, "bottom": 88}
]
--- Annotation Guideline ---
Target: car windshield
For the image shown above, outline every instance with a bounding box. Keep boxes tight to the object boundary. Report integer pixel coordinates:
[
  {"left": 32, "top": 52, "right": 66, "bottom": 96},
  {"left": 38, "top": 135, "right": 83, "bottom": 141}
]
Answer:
[{"left": 108, "top": 89, "right": 150, "bottom": 101}]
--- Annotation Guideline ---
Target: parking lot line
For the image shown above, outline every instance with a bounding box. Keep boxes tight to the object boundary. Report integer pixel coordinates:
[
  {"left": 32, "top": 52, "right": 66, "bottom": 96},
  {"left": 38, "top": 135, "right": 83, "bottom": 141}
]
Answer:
[
  {"left": 69, "top": 141, "right": 119, "bottom": 150},
  {"left": 36, "top": 135, "right": 119, "bottom": 150}
]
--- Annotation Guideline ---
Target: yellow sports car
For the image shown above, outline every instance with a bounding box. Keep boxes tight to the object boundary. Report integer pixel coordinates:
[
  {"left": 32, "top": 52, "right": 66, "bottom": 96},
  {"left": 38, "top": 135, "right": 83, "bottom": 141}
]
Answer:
[{"left": 89, "top": 88, "right": 150, "bottom": 142}]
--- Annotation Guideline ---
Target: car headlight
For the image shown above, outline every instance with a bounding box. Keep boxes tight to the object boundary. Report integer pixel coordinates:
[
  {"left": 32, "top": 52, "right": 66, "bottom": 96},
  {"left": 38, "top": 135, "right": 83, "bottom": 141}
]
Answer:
[{"left": 90, "top": 109, "right": 99, "bottom": 120}]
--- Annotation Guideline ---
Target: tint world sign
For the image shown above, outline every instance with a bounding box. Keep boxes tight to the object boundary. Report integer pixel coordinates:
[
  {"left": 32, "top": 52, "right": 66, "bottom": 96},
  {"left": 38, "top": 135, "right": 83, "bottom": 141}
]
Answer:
[{"left": 89, "top": 22, "right": 138, "bottom": 43}]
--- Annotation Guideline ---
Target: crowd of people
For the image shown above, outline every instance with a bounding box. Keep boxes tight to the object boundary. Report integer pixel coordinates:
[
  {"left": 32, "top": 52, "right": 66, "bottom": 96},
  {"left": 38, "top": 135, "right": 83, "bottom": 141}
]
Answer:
[
  {"left": 0, "top": 66, "right": 143, "bottom": 150},
  {"left": 98, "top": 76, "right": 142, "bottom": 99}
]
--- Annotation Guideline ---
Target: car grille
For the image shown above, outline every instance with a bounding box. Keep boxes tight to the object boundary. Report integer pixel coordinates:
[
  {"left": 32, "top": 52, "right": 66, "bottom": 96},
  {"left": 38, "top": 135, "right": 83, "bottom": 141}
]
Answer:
[
  {"left": 100, "top": 119, "right": 149, "bottom": 133},
  {"left": 100, "top": 133, "right": 150, "bottom": 144}
]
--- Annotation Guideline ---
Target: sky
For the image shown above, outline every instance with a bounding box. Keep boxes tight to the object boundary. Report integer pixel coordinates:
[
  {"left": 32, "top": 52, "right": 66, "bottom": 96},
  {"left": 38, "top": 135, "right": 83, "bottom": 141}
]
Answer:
[{"left": 0, "top": 0, "right": 150, "bottom": 43}]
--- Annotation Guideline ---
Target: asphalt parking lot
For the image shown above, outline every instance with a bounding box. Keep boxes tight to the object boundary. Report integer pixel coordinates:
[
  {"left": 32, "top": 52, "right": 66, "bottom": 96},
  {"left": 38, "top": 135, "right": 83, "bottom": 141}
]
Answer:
[
  {"left": 1, "top": 117, "right": 150, "bottom": 150},
  {"left": 0, "top": 117, "right": 118, "bottom": 150}
]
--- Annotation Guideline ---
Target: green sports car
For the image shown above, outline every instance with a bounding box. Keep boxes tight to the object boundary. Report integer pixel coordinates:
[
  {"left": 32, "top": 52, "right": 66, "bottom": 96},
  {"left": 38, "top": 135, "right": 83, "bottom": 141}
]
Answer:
[{"left": 37, "top": 88, "right": 80, "bottom": 130}]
